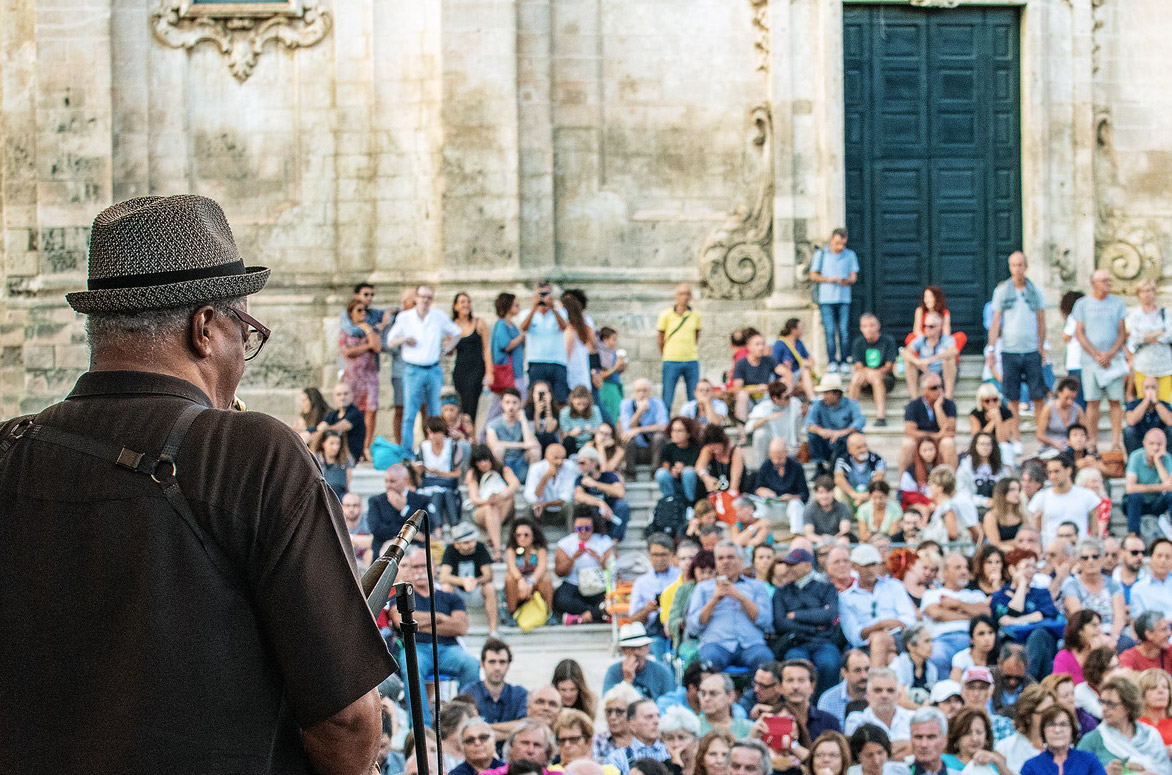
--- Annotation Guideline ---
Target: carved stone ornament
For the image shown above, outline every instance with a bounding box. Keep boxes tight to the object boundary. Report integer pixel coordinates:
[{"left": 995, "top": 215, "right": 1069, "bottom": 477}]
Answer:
[
  {"left": 150, "top": 1, "right": 332, "bottom": 82},
  {"left": 1048, "top": 243, "right": 1076, "bottom": 286},
  {"left": 749, "top": 0, "right": 770, "bottom": 73},
  {"left": 700, "top": 105, "right": 774, "bottom": 301}
]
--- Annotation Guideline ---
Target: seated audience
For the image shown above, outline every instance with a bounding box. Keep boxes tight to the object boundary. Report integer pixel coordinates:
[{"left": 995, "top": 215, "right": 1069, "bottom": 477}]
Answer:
[
  {"left": 822, "top": 545, "right": 856, "bottom": 593},
  {"left": 839, "top": 545, "right": 917, "bottom": 666},
  {"left": 843, "top": 669, "right": 913, "bottom": 758},
  {"left": 1028, "top": 456, "right": 1100, "bottom": 545},
  {"left": 773, "top": 318, "right": 816, "bottom": 399},
  {"left": 847, "top": 723, "right": 899, "bottom": 775},
  {"left": 994, "top": 684, "right": 1055, "bottom": 772},
  {"left": 891, "top": 623, "right": 937, "bottom": 703},
  {"left": 1061, "top": 539, "right": 1128, "bottom": 651},
  {"left": 554, "top": 709, "right": 608, "bottom": 772},
  {"left": 1131, "top": 538, "right": 1172, "bottom": 621},
  {"left": 698, "top": 674, "right": 753, "bottom": 738},
  {"left": 1023, "top": 704, "right": 1104, "bottom": 775},
  {"left": 991, "top": 549, "right": 1060, "bottom": 681},
  {"left": 668, "top": 550, "right": 717, "bottom": 664},
  {"left": 803, "top": 475, "right": 854, "bottom": 540},
  {"left": 452, "top": 716, "right": 503, "bottom": 775},
  {"left": 950, "top": 615, "right": 1000, "bottom": 687},
  {"left": 957, "top": 432, "right": 1008, "bottom": 513},
  {"left": 1120, "top": 611, "right": 1172, "bottom": 672},
  {"left": 1124, "top": 427, "right": 1172, "bottom": 536},
  {"left": 902, "top": 311, "right": 959, "bottom": 399},
  {"left": 854, "top": 481, "right": 902, "bottom": 542},
  {"left": 992, "top": 642, "right": 1033, "bottom": 717},
  {"left": 416, "top": 415, "right": 466, "bottom": 531},
  {"left": 729, "top": 498, "right": 771, "bottom": 549},
  {"left": 1115, "top": 532, "right": 1149, "bottom": 605},
  {"left": 1076, "top": 676, "right": 1172, "bottom": 774},
  {"left": 553, "top": 658, "right": 595, "bottom": 719},
  {"left": 318, "top": 381, "right": 365, "bottom": 465},
  {"left": 608, "top": 700, "right": 672, "bottom": 775},
  {"left": 680, "top": 379, "right": 729, "bottom": 428},
  {"left": 834, "top": 433, "right": 887, "bottom": 513},
  {"left": 620, "top": 378, "right": 669, "bottom": 481},
  {"left": 685, "top": 541, "right": 774, "bottom": 673},
  {"left": 899, "top": 373, "right": 958, "bottom": 472},
  {"left": 293, "top": 385, "right": 330, "bottom": 446},
  {"left": 486, "top": 388, "right": 541, "bottom": 482},
  {"left": 553, "top": 506, "right": 616, "bottom": 624},
  {"left": 959, "top": 666, "right": 1015, "bottom": 744},
  {"left": 754, "top": 438, "right": 809, "bottom": 534},
  {"left": 922, "top": 553, "right": 992, "bottom": 678},
  {"left": 503, "top": 517, "right": 553, "bottom": 618},
  {"left": 574, "top": 446, "right": 630, "bottom": 540},
  {"left": 595, "top": 684, "right": 642, "bottom": 761},
  {"left": 559, "top": 385, "right": 605, "bottom": 456},
  {"left": 771, "top": 549, "right": 841, "bottom": 695},
  {"left": 627, "top": 534, "right": 682, "bottom": 658},
  {"left": 440, "top": 522, "right": 499, "bottom": 636},
  {"left": 465, "top": 443, "right": 521, "bottom": 561},
  {"left": 340, "top": 492, "right": 373, "bottom": 566},
  {"left": 968, "top": 545, "right": 1009, "bottom": 597},
  {"left": 899, "top": 435, "right": 939, "bottom": 516},
  {"left": 737, "top": 661, "right": 785, "bottom": 720},
  {"left": 524, "top": 443, "right": 579, "bottom": 520},
  {"left": 924, "top": 466, "right": 980, "bottom": 546},
  {"left": 817, "top": 650, "right": 871, "bottom": 728},
  {"left": 461, "top": 639, "right": 528, "bottom": 738},
  {"left": 525, "top": 380, "right": 561, "bottom": 453},
  {"left": 745, "top": 380, "right": 803, "bottom": 466},
  {"left": 733, "top": 331, "right": 787, "bottom": 421},
  {"left": 1126, "top": 375, "right": 1172, "bottom": 454},
  {"left": 1035, "top": 377, "right": 1087, "bottom": 452},
  {"left": 504, "top": 720, "right": 558, "bottom": 770},
  {"left": 584, "top": 421, "right": 626, "bottom": 474},
  {"left": 656, "top": 417, "right": 702, "bottom": 504},
  {"left": 604, "top": 622, "right": 678, "bottom": 698},
  {"left": 696, "top": 425, "right": 746, "bottom": 495},
  {"left": 1138, "top": 668, "right": 1172, "bottom": 747},
  {"left": 657, "top": 706, "right": 702, "bottom": 775},
  {"left": 315, "top": 429, "right": 353, "bottom": 499},
  {"left": 847, "top": 312, "right": 898, "bottom": 427},
  {"left": 969, "top": 382, "right": 1017, "bottom": 466},
  {"left": 368, "top": 463, "right": 434, "bottom": 557},
  {"left": 1052, "top": 609, "right": 1104, "bottom": 685},
  {"left": 804, "top": 374, "right": 865, "bottom": 468}
]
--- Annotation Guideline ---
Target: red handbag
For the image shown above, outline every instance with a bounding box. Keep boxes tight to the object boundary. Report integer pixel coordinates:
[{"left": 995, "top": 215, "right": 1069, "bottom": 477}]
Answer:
[{"left": 490, "top": 361, "right": 515, "bottom": 394}]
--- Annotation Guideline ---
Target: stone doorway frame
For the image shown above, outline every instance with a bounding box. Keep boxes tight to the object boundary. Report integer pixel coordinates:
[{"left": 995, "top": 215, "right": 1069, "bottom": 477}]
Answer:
[{"left": 765, "top": 0, "right": 1097, "bottom": 342}]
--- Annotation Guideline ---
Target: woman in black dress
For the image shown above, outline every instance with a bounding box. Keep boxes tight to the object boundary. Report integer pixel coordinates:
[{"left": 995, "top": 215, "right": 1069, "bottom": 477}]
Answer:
[{"left": 451, "top": 292, "right": 492, "bottom": 422}]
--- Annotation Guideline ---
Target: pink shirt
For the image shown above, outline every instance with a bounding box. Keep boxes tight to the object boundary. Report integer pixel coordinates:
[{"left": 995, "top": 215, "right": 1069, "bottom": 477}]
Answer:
[{"left": 1053, "top": 649, "right": 1085, "bottom": 684}]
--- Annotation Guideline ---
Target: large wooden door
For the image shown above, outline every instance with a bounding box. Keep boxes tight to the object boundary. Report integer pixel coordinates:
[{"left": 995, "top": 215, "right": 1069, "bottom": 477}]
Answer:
[{"left": 843, "top": 5, "right": 1022, "bottom": 348}]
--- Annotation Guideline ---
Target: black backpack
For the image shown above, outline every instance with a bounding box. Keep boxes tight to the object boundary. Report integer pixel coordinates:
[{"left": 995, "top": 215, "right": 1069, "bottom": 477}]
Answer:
[{"left": 647, "top": 495, "right": 689, "bottom": 539}]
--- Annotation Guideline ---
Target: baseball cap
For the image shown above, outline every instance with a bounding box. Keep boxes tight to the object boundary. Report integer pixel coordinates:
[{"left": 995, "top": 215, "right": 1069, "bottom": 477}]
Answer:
[
  {"left": 849, "top": 544, "right": 882, "bottom": 566},
  {"left": 962, "top": 666, "right": 994, "bottom": 685},
  {"left": 782, "top": 549, "right": 815, "bottom": 565}
]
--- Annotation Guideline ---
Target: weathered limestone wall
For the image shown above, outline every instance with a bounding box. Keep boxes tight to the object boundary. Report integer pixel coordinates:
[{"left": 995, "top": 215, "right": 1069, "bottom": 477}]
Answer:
[{"left": 0, "top": 0, "right": 1167, "bottom": 424}]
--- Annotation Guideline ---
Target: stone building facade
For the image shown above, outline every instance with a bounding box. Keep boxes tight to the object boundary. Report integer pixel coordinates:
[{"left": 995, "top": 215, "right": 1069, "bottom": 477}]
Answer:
[{"left": 0, "top": 0, "right": 1168, "bottom": 421}]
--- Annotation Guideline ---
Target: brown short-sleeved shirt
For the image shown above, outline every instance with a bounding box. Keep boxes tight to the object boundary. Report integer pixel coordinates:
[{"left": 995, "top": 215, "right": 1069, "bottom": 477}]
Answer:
[{"left": 0, "top": 371, "right": 396, "bottom": 773}]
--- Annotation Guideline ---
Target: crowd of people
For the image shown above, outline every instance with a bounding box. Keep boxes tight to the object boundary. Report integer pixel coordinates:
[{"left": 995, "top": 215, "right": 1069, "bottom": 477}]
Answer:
[{"left": 298, "top": 238, "right": 1172, "bottom": 775}]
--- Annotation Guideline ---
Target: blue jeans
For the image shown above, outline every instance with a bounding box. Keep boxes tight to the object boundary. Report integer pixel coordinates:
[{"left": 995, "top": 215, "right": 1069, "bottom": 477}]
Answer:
[
  {"left": 819, "top": 303, "right": 851, "bottom": 364},
  {"left": 1067, "top": 368, "right": 1087, "bottom": 410},
  {"left": 503, "top": 456, "right": 529, "bottom": 483},
  {"left": 608, "top": 499, "right": 632, "bottom": 542},
  {"left": 662, "top": 360, "right": 700, "bottom": 411},
  {"left": 930, "top": 630, "right": 971, "bottom": 678},
  {"left": 784, "top": 641, "right": 842, "bottom": 702},
  {"left": 1001, "top": 351, "right": 1046, "bottom": 403},
  {"left": 527, "top": 362, "right": 570, "bottom": 404},
  {"left": 402, "top": 363, "right": 443, "bottom": 453},
  {"left": 698, "top": 642, "right": 775, "bottom": 674},
  {"left": 655, "top": 466, "right": 699, "bottom": 502},
  {"left": 399, "top": 641, "right": 481, "bottom": 727},
  {"left": 1126, "top": 492, "right": 1172, "bottom": 534}
]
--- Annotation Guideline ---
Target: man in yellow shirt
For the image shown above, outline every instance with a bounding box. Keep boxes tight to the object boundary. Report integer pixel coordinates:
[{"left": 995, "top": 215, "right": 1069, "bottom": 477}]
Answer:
[{"left": 657, "top": 283, "right": 703, "bottom": 412}]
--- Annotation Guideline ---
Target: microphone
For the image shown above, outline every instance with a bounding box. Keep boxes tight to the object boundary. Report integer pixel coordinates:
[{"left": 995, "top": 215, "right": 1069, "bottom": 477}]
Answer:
[{"left": 362, "top": 509, "right": 426, "bottom": 615}]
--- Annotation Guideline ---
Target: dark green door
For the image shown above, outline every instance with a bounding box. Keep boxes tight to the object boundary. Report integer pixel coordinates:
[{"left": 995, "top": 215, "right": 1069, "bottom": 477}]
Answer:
[{"left": 843, "top": 5, "right": 1022, "bottom": 349}]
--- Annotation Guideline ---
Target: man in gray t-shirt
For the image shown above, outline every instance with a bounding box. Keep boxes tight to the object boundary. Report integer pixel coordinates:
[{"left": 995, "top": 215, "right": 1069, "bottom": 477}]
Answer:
[
  {"left": 485, "top": 388, "right": 540, "bottom": 481},
  {"left": 1073, "top": 269, "right": 1129, "bottom": 450},
  {"left": 987, "top": 251, "right": 1047, "bottom": 421}
]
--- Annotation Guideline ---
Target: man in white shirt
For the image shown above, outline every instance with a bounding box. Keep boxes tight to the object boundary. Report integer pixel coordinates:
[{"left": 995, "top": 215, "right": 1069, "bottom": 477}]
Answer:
[
  {"left": 745, "top": 380, "right": 802, "bottom": 467},
  {"left": 921, "top": 553, "right": 991, "bottom": 677},
  {"left": 1027, "top": 456, "right": 1101, "bottom": 545},
  {"left": 386, "top": 284, "right": 462, "bottom": 453},
  {"left": 843, "top": 668, "right": 912, "bottom": 759},
  {"left": 523, "top": 443, "right": 579, "bottom": 518},
  {"left": 680, "top": 379, "right": 728, "bottom": 428}
]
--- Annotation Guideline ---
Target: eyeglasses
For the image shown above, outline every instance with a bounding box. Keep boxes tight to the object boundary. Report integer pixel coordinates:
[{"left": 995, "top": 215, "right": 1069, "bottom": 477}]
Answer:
[
  {"left": 574, "top": 525, "right": 592, "bottom": 533},
  {"left": 1044, "top": 721, "right": 1072, "bottom": 730},
  {"left": 1100, "top": 699, "right": 1122, "bottom": 709},
  {"left": 558, "top": 735, "right": 585, "bottom": 745},
  {"left": 983, "top": 398, "right": 999, "bottom": 404},
  {"left": 228, "top": 308, "right": 271, "bottom": 361},
  {"left": 464, "top": 734, "right": 492, "bottom": 745},
  {"left": 605, "top": 707, "right": 626, "bottom": 716},
  {"left": 752, "top": 679, "right": 778, "bottom": 690},
  {"left": 1080, "top": 554, "right": 1101, "bottom": 561}
]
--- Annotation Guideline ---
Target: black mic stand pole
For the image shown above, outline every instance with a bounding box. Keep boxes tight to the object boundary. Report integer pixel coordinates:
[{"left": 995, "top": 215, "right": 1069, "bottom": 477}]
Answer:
[{"left": 395, "top": 581, "right": 430, "bottom": 775}]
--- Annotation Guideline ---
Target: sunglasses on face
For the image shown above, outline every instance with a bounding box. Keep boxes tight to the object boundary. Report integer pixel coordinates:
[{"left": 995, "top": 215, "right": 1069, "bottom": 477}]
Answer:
[
  {"left": 1081, "top": 554, "right": 1101, "bottom": 561},
  {"left": 464, "top": 734, "right": 491, "bottom": 745},
  {"left": 575, "top": 525, "right": 592, "bottom": 533}
]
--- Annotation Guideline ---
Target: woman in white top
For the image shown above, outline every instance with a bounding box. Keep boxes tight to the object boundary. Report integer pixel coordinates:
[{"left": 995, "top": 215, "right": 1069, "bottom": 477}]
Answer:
[
  {"left": 957, "top": 432, "right": 1010, "bottom": 511},
  {"left": 562, "top": 293, "right": 594, "bottom": 391},
  {"left": 846, "top": 724, "right": 910, "bottom": 775},
  {"left": 552, "top": 509, "right": 615, "bottom": 624},
  {"left": 1128, "top": 278, "right": 1172, "bottom": 402},
  {"left": 417, "top": 416, "right": 465, "bottom": 533},
  {"left": 923, "top": 466, "right": 979, "bottom": 546}
]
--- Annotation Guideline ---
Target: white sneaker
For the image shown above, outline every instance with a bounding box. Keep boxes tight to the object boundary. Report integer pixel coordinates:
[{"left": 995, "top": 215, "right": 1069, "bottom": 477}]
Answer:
[
  {"left": 827, "top": 362, "right": 838, "bottom": 374},
  {"left": 1011, "top": 439, "right": 1024, "bottom": 456},
  {"left": 1019, "top": 404, "right": 1034, "bottom": 417},
  {"left": 1159, "top": 515, "right": 1172, "bottom": 541}
]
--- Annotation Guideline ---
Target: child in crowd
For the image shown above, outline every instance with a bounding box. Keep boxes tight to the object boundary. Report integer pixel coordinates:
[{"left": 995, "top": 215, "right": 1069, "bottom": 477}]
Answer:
[
  {"left": 439, "top": 522, "right": 499, "bottom": 637},
  {"left": 595, "top": 327, "right": 626, "bottom": 424}
]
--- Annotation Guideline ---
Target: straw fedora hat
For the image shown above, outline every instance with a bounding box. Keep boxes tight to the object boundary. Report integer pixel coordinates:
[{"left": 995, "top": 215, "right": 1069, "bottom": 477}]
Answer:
[{"left": 66, "top": 195, "right": 269, "bottom": 314}]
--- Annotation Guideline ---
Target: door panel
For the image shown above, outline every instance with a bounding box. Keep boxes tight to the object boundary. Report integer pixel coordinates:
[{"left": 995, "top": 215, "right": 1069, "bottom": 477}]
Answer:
[{"left": 843, "top": 5, "right": 1022, "bottom": 349}]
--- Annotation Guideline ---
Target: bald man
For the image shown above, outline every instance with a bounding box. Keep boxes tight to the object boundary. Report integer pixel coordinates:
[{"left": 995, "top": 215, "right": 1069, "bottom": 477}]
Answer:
[
  {"left": 1124, "top": 427, "right": 1172, "bottom": 535},
  {"left": 988, "top": 250, "right": 1048, "bottom": 429},
  {"left": 620, "top": 378, "right": 669, "bottom": 479},
  {"left": 1073, "top": 268, "right": 1128, "bottom": 450}
]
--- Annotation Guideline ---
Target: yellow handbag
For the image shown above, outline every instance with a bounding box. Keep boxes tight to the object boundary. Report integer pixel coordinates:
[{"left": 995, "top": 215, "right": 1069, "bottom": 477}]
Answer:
[{"left": 515, "top": 592, "right": 548, "bottom": 632}]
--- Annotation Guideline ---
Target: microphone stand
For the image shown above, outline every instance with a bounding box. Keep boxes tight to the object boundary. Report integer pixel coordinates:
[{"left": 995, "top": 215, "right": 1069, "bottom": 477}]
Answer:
[{"left": 395, "top": 582, "right": 430, "bottom": 775}]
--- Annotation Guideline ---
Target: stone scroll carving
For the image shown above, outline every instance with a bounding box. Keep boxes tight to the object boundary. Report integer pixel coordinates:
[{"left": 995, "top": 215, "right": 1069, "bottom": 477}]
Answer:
[
  {"left": 1093, "top": 110, "right": 1162, "bottom": 293},
  {"left": 700, "top": 105, "right": 774, "bottom": 301},
  {"left": 750, "top": 0, "right": 770, "bottom": 73},
  {"left": 151, "top": 1, "right": 332, "bottom": 82}
]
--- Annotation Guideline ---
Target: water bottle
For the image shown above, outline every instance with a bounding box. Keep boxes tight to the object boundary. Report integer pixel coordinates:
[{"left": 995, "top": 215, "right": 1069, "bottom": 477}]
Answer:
[{"left": 895, "top": 354, "right": 905, "bottom": 377}]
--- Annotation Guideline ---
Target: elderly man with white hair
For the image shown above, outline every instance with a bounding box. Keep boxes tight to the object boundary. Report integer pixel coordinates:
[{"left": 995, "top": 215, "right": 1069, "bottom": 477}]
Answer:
[
  {"left": 505, "top": 719, "right": 557, "bottom": 767},
  {"left": 909, "top": 706, "right": 956, "bottom": 775},
  {"left": 659, "top": 705, "right": 702, "bottom": 774},
  {"left": 754, "top": 437, "right": 808, "bottom": 535},
  {"left": 845, "top": 668, "right": 914, "bottom": 759},
  {"left": 450, "top": 717, "right": 502, "bottom": 775},
  {"left": 903, "top": 310, "right": 958, "bottom": 400},
  {"left": 620, "top": 377, "right": 669, "bottom": 481}
]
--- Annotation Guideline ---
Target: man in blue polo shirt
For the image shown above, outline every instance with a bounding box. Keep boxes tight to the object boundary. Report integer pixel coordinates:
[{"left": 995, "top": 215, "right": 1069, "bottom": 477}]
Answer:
[{"left": 460, "top": 638, "right": 528, "bottom": 738}]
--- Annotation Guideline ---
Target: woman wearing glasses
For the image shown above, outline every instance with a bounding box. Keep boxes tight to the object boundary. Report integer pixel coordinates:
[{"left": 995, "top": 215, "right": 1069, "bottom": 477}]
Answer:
[
  {"left": 1061, "top": 540, "right": 1129, "bottom": 652},
  {"left": 338, "top": 298, "right": 383, "bottom": 461},
  {"left": 970, "top": 382, "right": 1018, "bottom": 465},
  {"left": 450, "top": 718, "right": 503, "bottom": 775},
  {"left": 552, "top": 709, "right": 619, "bottom": 773},
  {"left": 1022, "top": 705, "right": 1106, "bottom": 775},
  {"left": 552, "top": 507, "right": 616, "bottom": 625},
  {"left": 1076, "top": 677, "right": 1172, "bottom": 775},
  {"left": 593, "top": 684, "right": 641, "bottom": 761}
]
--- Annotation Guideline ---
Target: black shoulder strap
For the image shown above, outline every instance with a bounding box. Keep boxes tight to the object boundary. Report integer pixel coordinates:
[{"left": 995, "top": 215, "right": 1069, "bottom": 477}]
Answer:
[{"left": 2, "top": 403, "right": 240, "bottom": 584}]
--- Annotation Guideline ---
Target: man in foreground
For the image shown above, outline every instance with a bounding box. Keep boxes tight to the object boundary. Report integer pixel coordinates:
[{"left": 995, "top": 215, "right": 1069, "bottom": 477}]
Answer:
[{"left": 0, "top": 196, "right": 392, "bottom": 774}]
